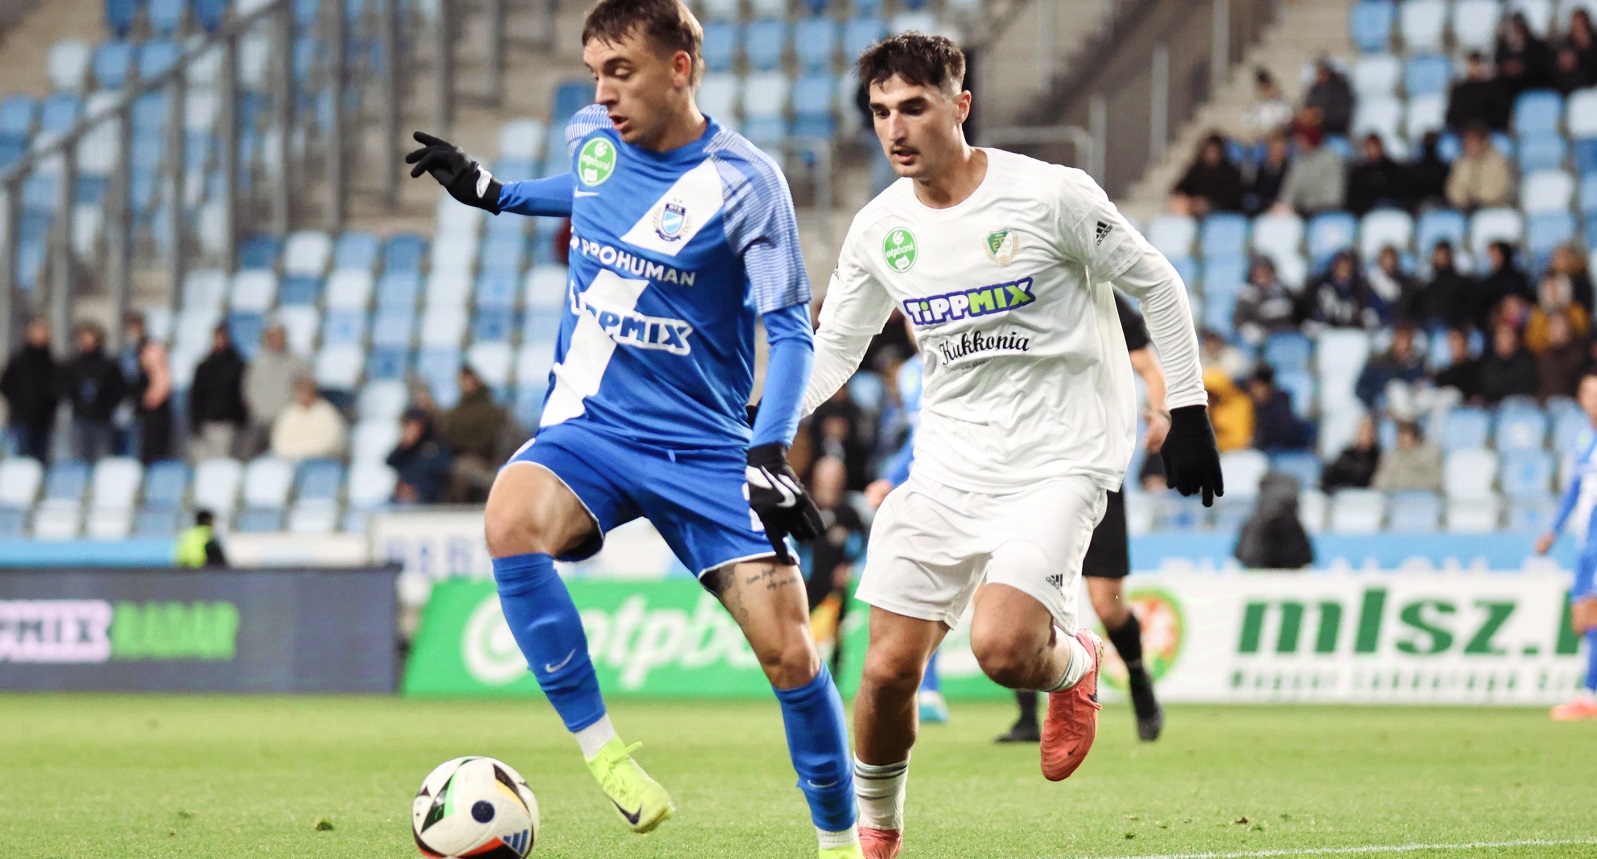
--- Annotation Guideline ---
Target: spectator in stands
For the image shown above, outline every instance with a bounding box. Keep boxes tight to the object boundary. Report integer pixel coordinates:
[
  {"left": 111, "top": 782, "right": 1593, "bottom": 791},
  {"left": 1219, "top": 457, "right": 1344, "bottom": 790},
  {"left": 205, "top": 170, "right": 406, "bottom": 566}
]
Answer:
[
  {"left": 1536, "top": 314, "right": 1589, "bottom": 401},
  {"left": 1234, "top": 473, "right": 1314, "bottom": 570},
  {"left": 1478, "top": 241, "right": 1536, "bottom": 329},
  {"left": 270, "top": 377, "right": 346, "bottom": 461},
  {"left": 809, "top": 387, "right": 873, "bottom": 492},
  {"left": 117, "top": 311, "right": 147, "bottom": 457},
  {"left": 1200, "top": 328, "right": 1252, "bottom": 379},
  {"left": 61, "top": 320, "right": 126, "bottom": 463},
  {"left": 1204, "top": 366, "right": 1255, "bottom": 452},
  {"left": 1404, "top": 132, "right": 1450, "bottom": 211},
  {"left": 1553, "top": 42, "right": 1593, "bottom": 94},
  {"left": 242, "top": 322, "right": 312, "bottom": 458},
  {"left": 188, "top": 324, "right": 248, "bottom": 461},
  {"left": 1526, "top": 271, "right": 1592, "bottom": 355},
  {"left": 1566, "top": 10, "right": 1597, "bottom": 88},
  {"left": 804, "top": 456, "right": 866, "bottom": 679},
  {"left": 1495, "top": 12, "right": 1555, "bottom": 97},
  {"left": 439, "top": 365, "right": 509, "bottom": 503},
  {"left": 133, "top": 339, "right": 173, "bottom": 464},
  {"left": 1232, "top": 256, "right": 1300, "bottom": 346},
  {"left": 1446, "top": 53, "right": 1512, "bottom": 133},
  {"left": 1302, "top": 59, "right": 1354, "bottom": 137},
  {"left": 1345, "top": 134, "right": 1404, "bottom": 216},
  {"left": 1169, "top": 133, "right": 1243, "bottom": 217},
  {"left": 1273, "top": 120, "right": 1345, "bottom": 216},
  {"left": 1367, "top": 246, "right": 1421, "bottom": 325},
  {"left": 387, "top": 407, "right": 452, "bottom": 505},
  {"left": 1321, "top": 415, "right": 1381, "bottom": 491},
  {"left": 1356, "top": 323, "right": 1428, "bottom": 411},
  {"left": 1551, "top": 244, "right": 1595, "bottom": 313},
  {"left": 1, "top": 319, "right": 58, "bottom": 463},
  {"left": 1371, "top": 421, "right": 1443, "bottom": 492},
  {"left": 1436, "top": 328, "right": 1484, "bottom": 403},
  {"left": 1243, "top": 68, "right": 1294, "bottom": 140},
  {"left": 1248, "top": 365, "right": 1312, "bottom": 451},
  {"left": 1243, "top": 130, "right": 1291, "bottom": 215},
  {"left": 1445, "top": 123, "right": 1515, "bottom": 212},
  {"left": 1412, "top": 241, "right": 1478, "bottom": 330},
  {"left": 1302, "top": 251, "right": 1378, "bottom": 331},
  {"left": 1479, "top": 323, "right": 1541, "bottom": 404}
]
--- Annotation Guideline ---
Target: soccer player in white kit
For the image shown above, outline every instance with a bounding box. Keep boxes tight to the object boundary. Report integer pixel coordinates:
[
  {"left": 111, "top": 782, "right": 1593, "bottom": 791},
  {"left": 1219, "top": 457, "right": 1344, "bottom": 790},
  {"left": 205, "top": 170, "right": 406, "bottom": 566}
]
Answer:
[{"left": 802, "top": 35, "right": 1223, "bottom": 858}]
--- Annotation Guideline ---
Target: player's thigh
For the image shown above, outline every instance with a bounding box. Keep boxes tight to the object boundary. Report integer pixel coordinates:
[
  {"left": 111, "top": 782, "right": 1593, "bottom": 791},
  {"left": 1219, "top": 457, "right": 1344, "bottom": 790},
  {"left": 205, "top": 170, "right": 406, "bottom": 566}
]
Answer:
[
  {"left": 978, "top": 476, "right": 1107, "bottom": 636},
  {"left": 855, "top": 481, "right": 987, "bottom": 630},
  {"left": 640, "top": 447, "right": 782, "bottom": 578},
  {"left": 707, "top": 558, "right": 817, "bottom": 687},
  {"left": 485, "top": 428, "right": 634, "bottom": 559},
  {"left": 1086, "top": 576, "right": 1129, "bottom": 626},
  {"left": 860, "top": 605, "right": 949, "bottom": 695}
]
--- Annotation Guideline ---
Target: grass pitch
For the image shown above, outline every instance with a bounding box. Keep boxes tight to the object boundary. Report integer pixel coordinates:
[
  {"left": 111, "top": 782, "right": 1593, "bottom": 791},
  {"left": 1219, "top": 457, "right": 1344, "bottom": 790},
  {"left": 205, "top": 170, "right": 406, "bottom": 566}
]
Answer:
[{"left": 3, "top": 695, "right": 1594, "bottom": 858}]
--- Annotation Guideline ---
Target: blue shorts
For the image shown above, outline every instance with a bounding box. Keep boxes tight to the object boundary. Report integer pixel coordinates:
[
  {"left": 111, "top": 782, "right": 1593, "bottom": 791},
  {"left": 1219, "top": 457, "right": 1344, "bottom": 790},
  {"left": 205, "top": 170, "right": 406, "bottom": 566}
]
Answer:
[{"left": 505, "top": 421, "right": 784, "bottom": 577}]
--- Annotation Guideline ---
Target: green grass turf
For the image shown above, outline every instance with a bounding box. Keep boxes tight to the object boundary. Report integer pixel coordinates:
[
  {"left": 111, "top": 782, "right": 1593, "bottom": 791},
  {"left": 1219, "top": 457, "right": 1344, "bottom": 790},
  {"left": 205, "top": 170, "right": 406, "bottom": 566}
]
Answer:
[{"left": 3, "top": 695, "right": 1594, "bottom": 858}]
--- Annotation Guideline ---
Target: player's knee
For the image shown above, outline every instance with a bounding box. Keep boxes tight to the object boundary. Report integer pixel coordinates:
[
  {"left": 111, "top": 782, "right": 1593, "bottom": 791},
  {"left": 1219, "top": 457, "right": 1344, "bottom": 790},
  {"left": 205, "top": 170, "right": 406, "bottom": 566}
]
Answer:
[
  {"left": 970, "top": 630, "right": 1035, "bottom": 689},
  {"left": 859, "top": 650, "right": 922, "bottom": 702},
  {"left": 757, "top": 634, "right": 820, "bottom": 689}
]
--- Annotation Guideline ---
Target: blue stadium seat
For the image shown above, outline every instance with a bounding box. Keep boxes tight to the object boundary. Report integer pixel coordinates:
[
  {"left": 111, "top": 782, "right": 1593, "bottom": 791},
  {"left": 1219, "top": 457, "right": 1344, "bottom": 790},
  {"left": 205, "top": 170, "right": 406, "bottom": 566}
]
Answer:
[
  {"left": 1200, "top": 213, "right": 1249, "bottom": 260},
  {"left": 295, "top": 459, "right": 344, "bottom": 502},
  {"left": 1415, "top": 208, "right": 1467, "bottom": 253},
  {"left": 0, "top": 139, "right": 24, "bottom": 170},
  {"left": 744, "top": 19, "right": 788, "bottom": 72},
  {"left": 1276, "top": 370, "right": 1317, "bottom": 420},
  {"left": 138, "top": 39, "right": 180, "bottom": 80},
  {"left": 1307, "top": 212, "right": 1358, "bottom": 267},
  {"left": 1526, "top": 211, "right": 1576, "bottom": 269},
  {"left": 382, "top": 233, "right": 428, "bottom": 273},
  {"left": 1501, "top": 449, "right": 1554, "bottom": 500},
  {"left": 366, "top": 346, "right": 409, "bottom": 381},
  {"left": 1517, "top": 133, "right": 1567, "bottom": 173},
  {"left": 142, "top": 459, "right": 189, "bottom": 508},
  {"left": 0, "top": 95, "right": 36, "bottom": 140},
  {"left": 1387, "top": 491, "right": 1442, "bottom": 531},
  {"left": 792, "top": 73, "right": 838, "bottom": 139},
  {"left": 134, "top": 507, "right": 180, "bottom": 537},
  {"left": 194, "top": 0, "right": 227, "bottom": 31},
  {"left": 148, "top": 0, "right": 184, "bottom": 35},
  {"left": 236, "top": 508, "right": 284, "bottom": 533},
  {"left": 1350, "top": 1, "right": 1395, "bottom": 53},
  {"left": 472, "top": 310, "right": 515, "bottom": 344},
  {"left": 238, "top": 234, "right": 282, "bottom": 269},
  {"left": 371, "top": 305, "right": 416, "bottom": 347},
  {"left": 322, "top": 308, "right": 366, "bottom": 346},
  {"left": 474, "top": 269, "right": 519, "bottom": 311},
  {"left": 794, "top": 16, "right": 837, "bottom": 72},
  {"left": 1404, "top": 54, "right": 1451, "bottom": 96},
  {"left": 1440, "top": 407, "right": 1492, "bottom": 450},
  {"left": 228, "top": 313, "right": 266, "bottom": 359},
  {"left": 1268, "top": 451, "right": 1322, "bottom": 489},
  {"left": 333, "top": 231, "right": 380, "bottom": 271},
  {"left": 523, "top": 307, "right": 562, "bottom": 342},
  {"left": 1580, "top": 174, "right": 1597, "bottom": 217},
  {"left": 1575, "top": 139, "right": 1597, "bottom": 176},
  {"left": 1263, "top": 332, "right": 1314, "bottom": 373},
  {"left": 1513, "top": 90, "right": 1564, "bottom": 136},
  {"left": 702, "top": 20, "right": 737, "bottom": 74},
  {"left": 279, "top": 275, "right": 322, "bottom": 307},
  {"left": 1495, "top": 407, "right": 1548, "bottom": 451},
  {"left": 843, "top": 16, "right": 888, "bottom": 60},
  {"left": 39, "top": 93, "right": 82, "bottom": 135},
  {"left": 105, "top": 0, "right": 138, "bottom": 38},
  {"left": 1202, "top": 293, "right": 1238, "bottom": 333},
  {"left": 1200, "top": 255, "right": 1249, "bottom": 297},
  {"left": 479, "top": 236, "right": 526, "bottom": 276},
  {"left": 45, "top": 460, "right": 90, "bottom": 501}
]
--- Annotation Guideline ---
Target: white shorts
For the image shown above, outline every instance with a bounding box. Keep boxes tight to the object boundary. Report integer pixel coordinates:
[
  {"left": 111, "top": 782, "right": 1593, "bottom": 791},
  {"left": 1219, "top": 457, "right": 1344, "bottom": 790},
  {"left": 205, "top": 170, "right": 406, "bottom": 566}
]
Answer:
[{"left": 856, "top": 474, "right": 1107, "bottom": 632}]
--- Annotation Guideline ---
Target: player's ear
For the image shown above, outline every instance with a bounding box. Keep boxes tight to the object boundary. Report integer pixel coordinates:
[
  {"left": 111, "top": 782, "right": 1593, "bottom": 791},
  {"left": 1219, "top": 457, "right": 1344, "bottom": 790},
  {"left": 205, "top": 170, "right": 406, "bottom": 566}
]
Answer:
[
  {"left": 954, "top": 90, "right": 972, "bottom": 124},
  {"left": 672, "top": 50, "right": 694, "bottom": 88}
]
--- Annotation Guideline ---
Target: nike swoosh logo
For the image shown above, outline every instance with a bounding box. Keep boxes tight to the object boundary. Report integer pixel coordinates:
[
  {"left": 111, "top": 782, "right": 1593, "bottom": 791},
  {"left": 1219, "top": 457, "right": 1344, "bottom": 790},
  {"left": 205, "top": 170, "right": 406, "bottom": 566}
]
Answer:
[
  {"left": 544, "top": 649, "right": 577, "bottom": 673},
  {"left": 611, "top": 799, "right": 642, "bottom": 825},
  {"left": 574, "top": 190, "right": 599, "bottom": 198}
]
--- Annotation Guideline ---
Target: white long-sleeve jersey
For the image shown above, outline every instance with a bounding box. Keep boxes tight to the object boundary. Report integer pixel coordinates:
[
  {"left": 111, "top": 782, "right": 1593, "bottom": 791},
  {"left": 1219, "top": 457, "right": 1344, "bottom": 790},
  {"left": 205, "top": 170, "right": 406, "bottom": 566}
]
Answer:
[{"left": 803, "top": 148, "right": 1205, "bottom": 493}]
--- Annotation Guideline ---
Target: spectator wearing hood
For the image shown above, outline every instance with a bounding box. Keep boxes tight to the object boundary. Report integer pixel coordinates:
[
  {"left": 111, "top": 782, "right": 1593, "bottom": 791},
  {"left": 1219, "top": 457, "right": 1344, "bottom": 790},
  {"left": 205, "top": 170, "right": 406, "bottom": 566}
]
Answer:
[
  {"left": 1345, "top": 133, "right": 1405, "bottom": 216},
  {"left": 1247, "top": 366, "right": 1313, "bottom": 452},
  {"left": 1477, "top": 241, "right": 1535, "bottom": 329},
  {"left": 0, "top": 318, "right": 60, "bottom": 462},
  {"left": 1321, "top": 415, "right": 1381, "bottom": 492},
  {"left": 1412, "top": 241, "right": 1478, "bottom": 330},
  {"left": 1435, "top": 327, "right": 1485, "bottom": 403},
  {"left": 1446, "top": 52, "right": 1513, "bottom": 132},
  {"left": 1170, "top": 133, "right": 1244, "bottom": 216},
  {"left": 1303, "top": 60, "right": 1354, "bottom": 137},
  {"left": 388, "top": 408, "right": 453, "bottom": 504},
  {"left": 188, "top": 324, "right": 248, "bottom": 461},
  {"left": 1302, "top": 251, "right": 1379, "bottom": 330},
  {"left": 1232, "top": 256, "right": 1300, "bottom": 345},
  {"left": 60, "top": 320, "right": 127, "bottom": 463},
  {"left": 1404, "top": 131, "right": 1450, "bottom": 210},
  {"left": 1234, "top": 473, "right": 1314, "bottom": 569}
]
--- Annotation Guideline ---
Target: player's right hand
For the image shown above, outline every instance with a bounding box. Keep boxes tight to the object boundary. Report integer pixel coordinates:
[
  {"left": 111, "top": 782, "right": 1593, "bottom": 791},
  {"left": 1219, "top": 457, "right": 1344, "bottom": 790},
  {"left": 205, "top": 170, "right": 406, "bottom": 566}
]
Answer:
[
  {"left": 405, "top": 131, "right": 502, "bottom": 213},
  {"left": 745, "top": 443, "right": 824, "bottom": 566},
  {"left": 864, "top": 478, "right": 895, "bottom": 510},
  {"left": 1160, "top": 405, "right": 1224, "bottom": 507},
  {"left": 1535, "top": 531, "right": 1556, "bottom": 555}
]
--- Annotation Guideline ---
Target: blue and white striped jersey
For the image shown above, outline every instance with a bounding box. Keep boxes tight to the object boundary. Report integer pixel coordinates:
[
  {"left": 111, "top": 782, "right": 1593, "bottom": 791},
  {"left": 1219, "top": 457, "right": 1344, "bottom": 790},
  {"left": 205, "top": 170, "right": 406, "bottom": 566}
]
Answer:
[{"left": 534, "top": 105, "right": 811, "bottom": 449}]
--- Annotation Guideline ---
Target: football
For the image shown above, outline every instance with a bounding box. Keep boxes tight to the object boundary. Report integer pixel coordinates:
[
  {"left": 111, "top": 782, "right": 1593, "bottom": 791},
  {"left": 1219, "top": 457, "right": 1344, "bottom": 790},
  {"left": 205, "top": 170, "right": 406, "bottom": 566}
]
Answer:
[{"left": 412, "top": 757, "right": 540, "bottom": 858}]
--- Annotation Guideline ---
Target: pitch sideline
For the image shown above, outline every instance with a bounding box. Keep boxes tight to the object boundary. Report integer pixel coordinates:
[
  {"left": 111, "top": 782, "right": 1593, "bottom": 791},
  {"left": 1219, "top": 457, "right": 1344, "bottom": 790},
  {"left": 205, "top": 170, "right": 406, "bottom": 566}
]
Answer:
[{"left": 1069, "top": 837, "right": 1597, "bottom": 859}]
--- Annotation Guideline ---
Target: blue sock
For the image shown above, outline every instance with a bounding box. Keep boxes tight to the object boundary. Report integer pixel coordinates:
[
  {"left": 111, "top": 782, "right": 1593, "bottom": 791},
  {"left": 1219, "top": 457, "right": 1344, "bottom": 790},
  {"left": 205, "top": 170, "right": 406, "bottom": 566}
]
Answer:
[
  {"left": 493, "top": 553, "right": 606, "bottom": 732},
  {"left": 1584, "top": 629, "right": 1597, "bottom": 694},
  {"left": 773, "top": 665, "right": 856, "bottom": 833},
  {"left": 919, "top": 651, "right": 941, "bottom": 694}
]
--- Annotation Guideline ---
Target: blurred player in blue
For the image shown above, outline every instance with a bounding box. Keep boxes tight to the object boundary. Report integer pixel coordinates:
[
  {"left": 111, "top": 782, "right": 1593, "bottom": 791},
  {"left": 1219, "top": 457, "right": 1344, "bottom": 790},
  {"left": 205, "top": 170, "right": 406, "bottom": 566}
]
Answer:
[
  {"left": 1536, "top": 370, "right": 1597, "bottom": 721},
  {"left": 405, "top": 1, "right": 861, "bottom": 854}
]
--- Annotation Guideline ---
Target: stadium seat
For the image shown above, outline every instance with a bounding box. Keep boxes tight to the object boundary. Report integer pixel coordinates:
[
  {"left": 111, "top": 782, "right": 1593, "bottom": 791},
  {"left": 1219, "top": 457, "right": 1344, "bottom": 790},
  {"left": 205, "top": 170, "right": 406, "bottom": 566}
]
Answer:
[
  {"left": 1501, "top": 449, "right": 1554, "bottom": 499},
  {"left": 134, "top": 507, "right": 181, "bottom": 537},
  {"left": 1521, "top": 170, "right": 1575, "bottom": 213},
  {"left": 1495, "top": 404, "right": 1548, "bottom": 451},
  {"left": 288, "top": 501, "right": 339, "bottom": 534},
  {"left": 1307, "top": 212, "right": 1358, "bottom": 266},
  {"left": 1553, "top": 406, "right": 1590, "bottom": 453},
  {"left": 1352, "top": 54, "right": 1401, "bottom": 98},
  {"left": 141, "top": 460, "right": 188, "bottom": 508},
  {"left": 467, "top": 342, "right": 514, "bottom": 389},
  {"left": 1404, "top": 54, "right": 1451, "bottom": 97},
  {"left": 1404, "top": 93, "right": 1446, "bottom": 140},
  {"left": 1220, "top": 450, "right": 1270, "bottom": 497},
  {"left": 1146, "top": 215, "right": 1196, "bottom": 258},
  {"left": 347, "top": 461, "right": 398, "bottom": 509},
  {"left": 1416, "top": 208, "right": 1467, "bottom": 254},
  {"left": 93, "top": 40, "right": 134, "bottom": 88},
  {"left": 1351, "top": 1, "right": 1396, "bottom": 53},
  {"left": 325, "top": 270, "right": 375, "bottom": 311},
  {"left": 0, "top": 457, "right": 44, "bottom": 508},
  {"left": 194, "top": 0, "right": 227, "bottom": 30},
  {"left": 1359, "top": 209, "right": 1413, "bottom": 258},
  {"left": 382, "top": 234, "right": 428, "bottom": 273},
  {"left": 333, "top": 231, "right": 380, "bottom": 272},
  {"left": 295, "top": 459, "right": 344, "bottom": 503},
  {"left": 1516, "top": 133, "right": 1567, "bottom": 173},
  {"left": 1445, "top": 497, "right": 1502, "bottom": 533},
  {"left": 1386, "top": 491, "right": 1442, "bottom": 531},
  {"left": 1263, "top": 331, "right": 1314, "bottom": 373},
  {"left": 1329, "top": 489, "right": 1386, "bottom": 533},
  {"left": 242, "top": 458, "right": 296, "bottom": 509},
  {"left": 229, "top": 270, "right": 278, "bottom": 314},
  {"left": 148, "top": 0, "right": 185, "bottom": 34},
  {"left": 48, "top": 40, "right": 93, "bottom": 92},
  {"left": 792, "top": 73, "right": 838, "bottom": 138},
  {"left": 698, "top": 73, "right": 739, "bottom": 123},
  {"left": 1515, "top": 90, "right": 1564, "bottom": 136},
  {"left": 794, "top": 16, "right": 837, "bottom": 72},
  {"left": 842, "top": 16, "right": 888, "bottom": 60},
  {"left": 1199, "top": 213, "right": 1249, "bottom": 260},
  {"left": 89, "top": 457, "right": 142, "bottom": 510},
  {"left": 0, "top": 94, "right": 35, "bottom": 141},
  {"left": 376, "top": 271, "right": 422, "bottom": 310},
  {"left": 1452, "top": 0, "right": 1503, "bottom": 51},
  {"left": 1443, "top": 449, "right": 1498, "bottom": 499},
  {"left": 283, "top": 230, "right": 333, "bottom": 277},
  {"left": 1268, "top": 451, "right": 1322, "bottom": 489},
  {"left": 425, "top": 269, "right": 473, "bottom": 310},
  {"left": 702, "top": 20, "right": 736, "bottom": 73},
  {"left": 1568, "top": 90, "right": 1597, "bottom": 138},
  {"left": 1440, "top": 406, "right": 1492, "bottom": 450},
  {"left": 497, "top": 118, "right": 546, "bottom": 161},
  {"left": 358, "top": 380, "right": 410, "bottom": 422},
  {"left": 138, "top": 39, "right": 180, "bottom": 80},
  {"left": 85, "top": 506, "right": 133, "bottom": 540},
  {"left": 316, "top": 344, "right": 364, "bottom": 390},
  {"left": 44, "top": 460, "right": 90, "bottom": 502},
  {"left": 1352, "top": 98, "right": 1404, "bottom": 150},
  {"left": 235, "top": 508, "right": 284, "bottom": 533},
  {"left": 351, "top": 419, "right": 401, "bottom": 467},
  {"left": 32, "top": 500, "right": 83, "bottom": 540},
  {"left": 744, "top": 18, "right": 788, "bottom": 72},
  {"left": 1468, "top": 208, "right": 1524, "bottom": 256},
  {"left": 238, "top": 234, "right": 282, "bottom": 269},
  {"left": 192, "top": 458, "right": 243, "bottom": 513},
  {"left": 1250, "top": 213, "right": 1304, "bottom": 263}
]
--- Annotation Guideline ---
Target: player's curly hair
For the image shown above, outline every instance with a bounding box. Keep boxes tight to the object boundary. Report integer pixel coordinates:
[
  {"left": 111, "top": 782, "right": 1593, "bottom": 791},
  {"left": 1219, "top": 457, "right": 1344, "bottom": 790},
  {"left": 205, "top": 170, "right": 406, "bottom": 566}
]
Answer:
[
  {"left": 856, "top": 32, "right": 966, "bottom": 94},
  {"left": 581, "top": 0, "right": 705, "bottom": 88}
]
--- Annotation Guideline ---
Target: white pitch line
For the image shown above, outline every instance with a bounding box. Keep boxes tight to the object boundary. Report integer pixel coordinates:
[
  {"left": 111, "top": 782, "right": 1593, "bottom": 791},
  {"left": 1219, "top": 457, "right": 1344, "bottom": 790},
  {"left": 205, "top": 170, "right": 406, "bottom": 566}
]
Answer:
[{"left": 1065, "top": 837, "right": 1597, "bottom": 859}]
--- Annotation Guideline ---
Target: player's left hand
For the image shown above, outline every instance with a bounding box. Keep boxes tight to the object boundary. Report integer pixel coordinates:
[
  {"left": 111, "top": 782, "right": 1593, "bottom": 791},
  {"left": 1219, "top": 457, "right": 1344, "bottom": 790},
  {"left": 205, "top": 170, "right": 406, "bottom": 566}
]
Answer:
[
  {"left": 1161, "top": 405, "right": 1224, "bottom": 507},
  {"left": 405, "top": 131, "right": 502, "bottom": 213},
  {"left": 1142, "top": 408, "right": 1171, "bottom": 452},
  {"left": 745, "top": 443, "right": 824, "bottom": 565}
]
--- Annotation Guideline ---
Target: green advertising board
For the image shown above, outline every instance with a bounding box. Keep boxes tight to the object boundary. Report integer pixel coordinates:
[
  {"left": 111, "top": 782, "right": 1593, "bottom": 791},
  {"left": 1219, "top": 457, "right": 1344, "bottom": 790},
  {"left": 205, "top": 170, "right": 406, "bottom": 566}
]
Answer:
[{"left": 403, "top": 579, "right": 1019, "bottom": 700}]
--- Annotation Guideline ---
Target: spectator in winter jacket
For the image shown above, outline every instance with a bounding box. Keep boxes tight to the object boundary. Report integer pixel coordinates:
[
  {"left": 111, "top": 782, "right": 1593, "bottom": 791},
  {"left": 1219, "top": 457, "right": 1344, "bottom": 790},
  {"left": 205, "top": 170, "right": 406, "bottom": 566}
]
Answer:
[
  {"left": 1356, "top": 323, "right": 1429, "bottom": 410},
  {"left": 1412, "top": 241, "right": 1478, "bottom": 330},
  {"left": 1551, "top": 244, "right": 1595, "bottom": 314},
  {"left": 1274, "top": 121, "right": 1346, "bottom": 216},
  {"left": 133, "top": 339, "right": 173, "bottom": 464},
  {"left": 1321, "top": 415, "right": 1381, "bottom": 492},
  {"left": 61, "top": 321, "right": 126, "bottom": 462},
  {"left": 1, "top": 319, "right": 59, "bottom": 462},
  {"left": 1446, "top": 123, "right": 1515, "bottom": 211},
  {"left": 1371, "top": 421, "right": 1443, "bottom": 492},
  {"left": 1436, "top": 327, "right": 1485, "bottom": 403},
  {"left": 1495, "top": 12, "right": 1555, "bottom": 97},
  {"left": 1247, "top": 365, "right": 1313, "bottom": 452},
  {"left": 1170, "top": 133, "right": 1244, "bottom": 216},
  {"left": 1302, "top": 251, "right": 1378, "bottom": 330},
  {"left": 188, "top": 325, "right": 248, "bottom": 461},
  {"left": 1232, "top": 256, "right": 1300, "bottom": 345},
  {"left": 1367, "top": 246, "right": 1421, "bottom": 324},
  {"left": 1525, "top": 272, "right": 1592, "bottom": 355},
  {"left": 1479, "top": 324, "right": 1541, "bottom": 404},
  {"left": 1234, "top": 472, "right": 1314, "bottom": 570},
  {"left": 438, "top": 365, "right": 510, "bottom": 503},
  {"left": 1404, "top": 132, "right": 1450, "bottom": 211},
  {"left": 1243, "top": 130, "right": 1291, "bottom": 215},
  {"left": 1302, "top": 60, "right": 1354, "bottom": 137},
  {"left": 241, "top": 322, "right": 312, "bottom": 457},
  {"left": 1477, "top": 241, "right": 1535, "bottom": 329},
  {"left": 1446, "top": 53, "right": 1512, "bottom": 133},
  {"left": 270, "top": 377, "right": 347, "bottom": 462},
  {"left": 1205, "top": 366, "right": 1255, "bottom": 452},
  {"left": 387, "top": 408, "right": 453, "bottom": 504},
  {"left": 1536, "top": 313, "right": 1589, "bottom": 402},
  {"left": 1345, "top": 134, "right": 1405, "bottom": 216},
  {"left": 1565, "top": 10, "right": 1597, "bottom": 89}
]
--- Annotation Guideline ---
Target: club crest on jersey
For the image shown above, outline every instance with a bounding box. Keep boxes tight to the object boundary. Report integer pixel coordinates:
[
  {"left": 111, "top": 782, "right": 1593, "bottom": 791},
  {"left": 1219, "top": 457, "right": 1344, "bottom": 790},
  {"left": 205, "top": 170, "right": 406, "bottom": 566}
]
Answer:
[
  {"left": 578, "top": 138, "right": 617, "bottom": 186},
  {"left": 902, "top": 276, "right": 1035, "bottom": 326},
  {"left": 883, "top": 228, "right": 918, "bottom": 273},
  {"left": 654, "top": 200, "right": 689, "bottom": 242},
  {"left": 984, "top": 229, "right": 1018, "bottom": 265}
]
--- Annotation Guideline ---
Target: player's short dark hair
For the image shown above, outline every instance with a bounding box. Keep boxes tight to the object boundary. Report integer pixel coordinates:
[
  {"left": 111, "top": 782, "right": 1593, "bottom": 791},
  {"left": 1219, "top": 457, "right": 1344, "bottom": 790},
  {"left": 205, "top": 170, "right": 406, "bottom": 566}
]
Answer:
[
  {"left": 856, "top": 32, "right": 966, "bottom": 94},
  {"left": 582, "top": 0, "right": 704, "bottom": 87}
]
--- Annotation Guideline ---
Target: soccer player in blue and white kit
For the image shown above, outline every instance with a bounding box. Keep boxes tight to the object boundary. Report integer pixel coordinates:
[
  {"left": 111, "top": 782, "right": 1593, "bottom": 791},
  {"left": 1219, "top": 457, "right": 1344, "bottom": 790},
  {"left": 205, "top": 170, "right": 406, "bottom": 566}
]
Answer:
[
  {"left": 405, "top": 2, "right": 862, "bottom": 854},
  {"left": 1536, "top": 370, "right": 1597, "bottom": 721}
]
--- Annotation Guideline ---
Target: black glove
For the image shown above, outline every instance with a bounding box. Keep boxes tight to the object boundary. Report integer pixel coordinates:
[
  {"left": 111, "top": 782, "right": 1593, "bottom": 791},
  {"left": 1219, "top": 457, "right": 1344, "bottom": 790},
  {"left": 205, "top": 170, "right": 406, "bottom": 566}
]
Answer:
[
  {"left": 745, "top": 442, "right": 824, "bottom": 565},
  {"left": 404, "top": 131, "right": 502, "bottom": 213},
  {"left": 1160, "top": 405, "right": 1224, "bottom": 507}
]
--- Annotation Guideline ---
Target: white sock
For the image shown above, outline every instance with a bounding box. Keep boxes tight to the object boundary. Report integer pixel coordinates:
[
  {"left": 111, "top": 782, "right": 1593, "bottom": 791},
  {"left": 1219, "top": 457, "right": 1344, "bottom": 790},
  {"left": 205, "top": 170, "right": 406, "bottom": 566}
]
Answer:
[
  {"left": 575, "top": 714, "right": 617, "bottom": 759},
  {"left": 853, "top": 757, "right": 909, "bottom": 831},
  {"left": 1044, "top": 629, "right": 1092, "bottom": 693},
  {"left": 817, "top": 825, "right": 859, "bottom": 849}
]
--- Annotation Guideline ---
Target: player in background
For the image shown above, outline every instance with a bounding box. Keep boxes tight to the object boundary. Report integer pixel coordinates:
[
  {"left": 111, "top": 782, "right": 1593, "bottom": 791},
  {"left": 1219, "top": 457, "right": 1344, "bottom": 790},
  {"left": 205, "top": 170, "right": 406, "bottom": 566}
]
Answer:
[
  {"left": 1535, "top": 370, "right": 1597, "bottom": 721},
  {"left": 405, "top": 2, "right": 862, "bottom": 855},
  {"left": 996, "top": 293, "right": 1168, "bottom": 744},
  {"left": 802, "top": 34, "right": 1221, "bottom": 858}
]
